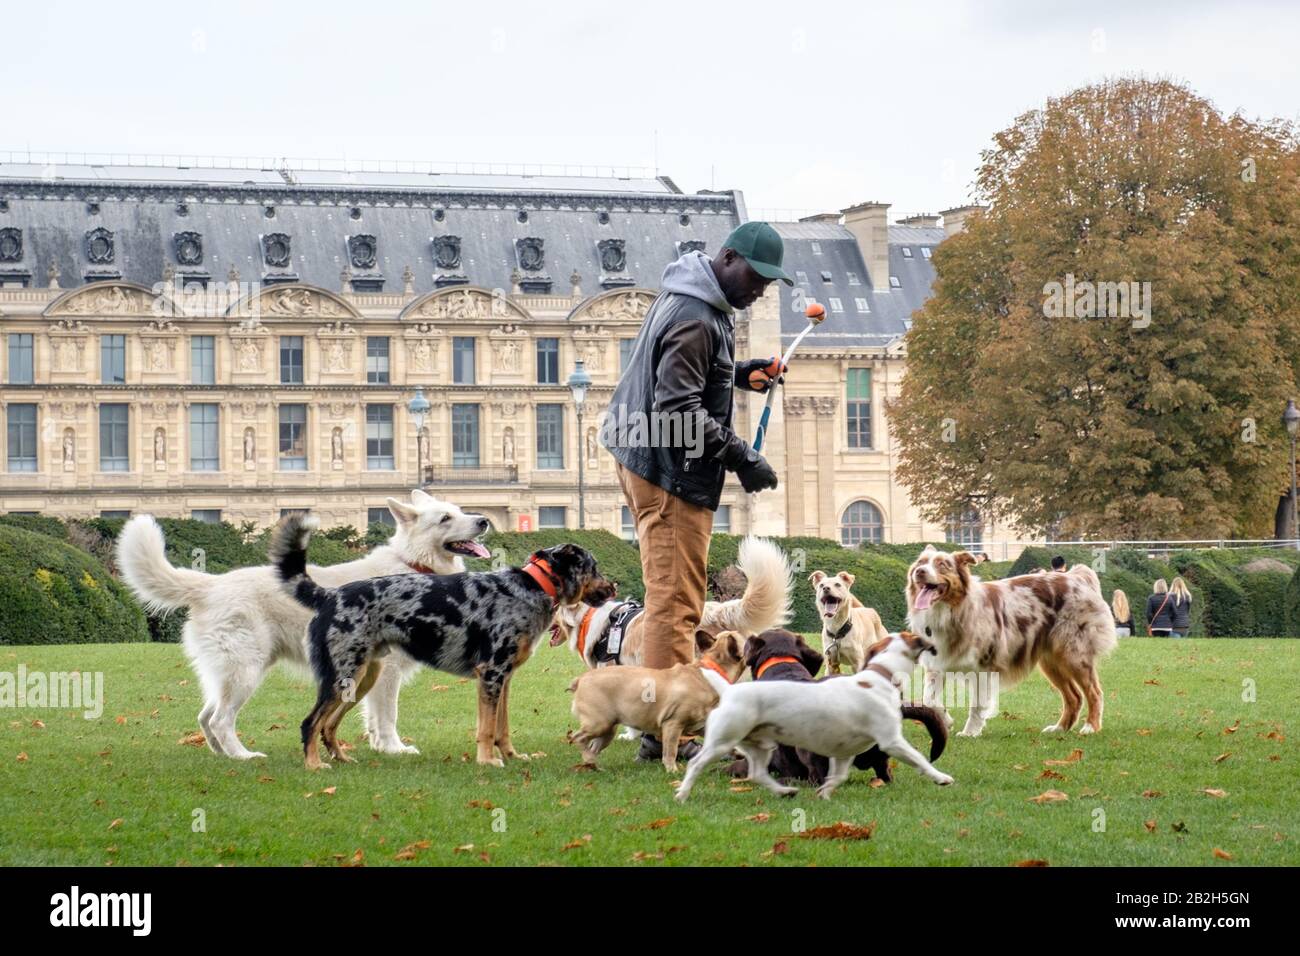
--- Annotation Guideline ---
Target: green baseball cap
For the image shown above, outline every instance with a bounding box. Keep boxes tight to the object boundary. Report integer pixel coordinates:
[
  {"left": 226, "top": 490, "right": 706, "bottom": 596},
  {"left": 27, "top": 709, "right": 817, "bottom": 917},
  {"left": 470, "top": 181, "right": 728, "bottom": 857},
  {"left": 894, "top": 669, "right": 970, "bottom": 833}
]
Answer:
[{"left": 721, "top": 221, "right": 794, "bottom": 286}]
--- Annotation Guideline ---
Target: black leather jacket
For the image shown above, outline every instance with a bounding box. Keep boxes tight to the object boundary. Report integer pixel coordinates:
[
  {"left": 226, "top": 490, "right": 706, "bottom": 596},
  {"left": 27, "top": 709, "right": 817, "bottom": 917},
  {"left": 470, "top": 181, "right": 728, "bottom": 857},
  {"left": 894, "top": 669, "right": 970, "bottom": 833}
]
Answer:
[{"left": 601, "top": 253, "right": 752, "bottom": 511}]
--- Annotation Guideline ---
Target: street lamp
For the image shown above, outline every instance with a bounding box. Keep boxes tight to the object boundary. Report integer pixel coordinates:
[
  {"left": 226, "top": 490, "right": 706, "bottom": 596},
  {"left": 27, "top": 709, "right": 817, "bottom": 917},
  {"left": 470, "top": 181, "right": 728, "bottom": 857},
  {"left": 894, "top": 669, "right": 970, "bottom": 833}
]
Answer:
[
  {"left": 1285, "top": 398, "right": 1300, "bottom": 550},
  {"left": 567, "top": 360, "right": 592, "bottom": 529},
  {"left": 408, "top": 387, "right": 431, "bottom": 487}
]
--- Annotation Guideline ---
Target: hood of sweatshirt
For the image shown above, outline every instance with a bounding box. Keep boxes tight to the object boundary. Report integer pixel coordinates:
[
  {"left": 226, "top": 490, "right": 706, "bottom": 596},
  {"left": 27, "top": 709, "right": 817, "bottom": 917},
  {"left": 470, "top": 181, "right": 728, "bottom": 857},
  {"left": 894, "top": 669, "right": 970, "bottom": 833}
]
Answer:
[{"left": 659, "top": 251, "right": 733, "bottom": 317}]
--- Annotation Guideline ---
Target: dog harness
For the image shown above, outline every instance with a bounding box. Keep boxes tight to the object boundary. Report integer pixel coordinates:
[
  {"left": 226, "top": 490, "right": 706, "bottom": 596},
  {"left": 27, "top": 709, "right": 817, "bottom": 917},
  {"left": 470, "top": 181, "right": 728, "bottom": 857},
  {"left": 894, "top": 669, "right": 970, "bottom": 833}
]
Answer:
[
  {"left": 591, "top": 601, "right": 642, "bottom": 666},
  {"left": 522, "top": 554, "right": 560, "bottom": 609},
  {"left": 754, "top": 655, "right": 802, "bottom": 679}
]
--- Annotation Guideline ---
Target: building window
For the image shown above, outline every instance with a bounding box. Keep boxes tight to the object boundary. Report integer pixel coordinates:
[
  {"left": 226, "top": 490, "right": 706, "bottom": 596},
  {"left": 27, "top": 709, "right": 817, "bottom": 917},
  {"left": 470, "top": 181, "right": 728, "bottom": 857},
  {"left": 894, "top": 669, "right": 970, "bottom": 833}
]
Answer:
[
  {"left": 100, "top": 510, "right": 131, "bottom": 520},
  {"left": 101, "top": 334, "right": 126, "bottom": 385},
  {"left": 621, "top": 505, "right": 636, "bottom": 541},
  {"left": 619, "top": 339, "right": 634, "bottom": 374},
  {"left": 846, "top": 368, "right": 872, "bottom": 449},
  {"left": 99, "top": 403, "right": 130, "bottom": 471},
  {"left": 278, "top": 404, "right": 307, "bottom": 470},
  {"left": 854, "top": 297, "right": 870, "bottom": 312},
  {"left": 713, "top": 505, "right": 731, "bottom": 534},
  {"left": 189, "top": 403, "right": 220, "bottom": 471},
  {"left": 192, "top": 509, "right": 222, "bottom": 524},
  {"left": 810, "top": 241, "right": 822, "bottom": 255},
  {"left": 366, "top": 404, "right": 395, "bottom": 469},
  {"left": 922, "top": 247, "right": 932, "bottom": 259},
  {"left": 841, "top": 500, "right": 884, "bottom": 546},
  {"left": 536, "top": 403, "right": 564, "bottom": 469},
  {"left": 902, "top": 247, "right": 913, "bottom": 258},
  {"left": 6, "top": 404, "right": 37, "bottom": 472},
  {"left": 368, "top": 507, "right": 396, "bottom": 530},
  {"left": 846, "top": 271, "right": 861, "bottom": 286},
  {"left": 946, "top": 505, "right": 983, "bottom": 548},
  {"left": 538, "top": 506, "right": 566, "bottom": 529},
  {"left": 366, "top": 336, "right": 390, "bottom": 384},
  {"left": 280, "top": 336, "right": 304, "bottom": 384},
  {"left": 453, "top": 337, "right": 476, "bottom": 384},
  {"left": 536, "top": 338, "right": 559, "bottom": 384},
  {"left": 889, "top": 276, "right": 901, "bottom": 289},
  {"left": 8, "top": 333, "right": 34, "bottom": 384},
  {"left": 820, "top": 270, "right": 833, "bottom": 283},
  {"left": 795, "top": 270, "right": 809, "bottom": 286},
  {"left": 191, "top": 335, "right": 215, "bottom": 385},
  {"left": 451, "top": 403, "right": 480, "bottom": 467},
  {"left": 829, "top": 297, "right": 844, "bottom": 313}
]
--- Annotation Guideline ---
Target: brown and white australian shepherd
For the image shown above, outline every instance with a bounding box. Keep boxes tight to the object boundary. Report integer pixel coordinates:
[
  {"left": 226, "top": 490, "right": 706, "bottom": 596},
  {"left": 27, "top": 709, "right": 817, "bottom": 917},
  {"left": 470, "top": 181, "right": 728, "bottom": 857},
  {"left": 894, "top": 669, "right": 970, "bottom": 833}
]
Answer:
[{"left": 906, "top": 546, "right": 1116, "bottom": 737}]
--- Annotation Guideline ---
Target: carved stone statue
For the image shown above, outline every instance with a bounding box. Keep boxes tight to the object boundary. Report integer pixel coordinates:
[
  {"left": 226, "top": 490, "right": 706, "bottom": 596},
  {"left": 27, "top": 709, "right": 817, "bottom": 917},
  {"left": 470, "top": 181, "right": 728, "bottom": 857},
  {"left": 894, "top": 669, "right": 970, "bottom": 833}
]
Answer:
[
  {"left": 411, "top": 338, "right": 433, "bottom": 373},
  {"left": 582, "top": 340, "right": 603, "bottom": 371},
  {"left": 326, "top": 339, "right": 347, "bottom": 372},
  {"left": 331, "top": 427, "right": 344, "bottom": 464},
  {"left": 153, "top": 427, "right": 167, "bottom": 464},
  {"left": 243, "top": 427, "right": 256, "bottom": 464},
  {"left": 145, "top": 339, "right": 169, "bottom": 371},
  {"left": 586, "top": 426, "right": 598, "bottom": 464},
  {"left": 499, "top": 339, "right": 519, "bottom": 372},
  {"left": 236, "top": 339, "right": 261, "bottom": 371},
  {"left": 417, "top": 426, "right": 429, "bottom": 466},
  {"left": 62, "top": 429, "right": 75, "bottom": 470},
  {"left": 503, "top": 427, "right": 515, "bottom": 463}
]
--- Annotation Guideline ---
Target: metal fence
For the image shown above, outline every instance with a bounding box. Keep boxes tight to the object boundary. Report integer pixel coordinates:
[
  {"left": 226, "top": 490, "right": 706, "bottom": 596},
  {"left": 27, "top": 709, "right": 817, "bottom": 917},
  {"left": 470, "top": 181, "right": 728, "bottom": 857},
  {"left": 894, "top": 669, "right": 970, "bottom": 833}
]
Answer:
[{"left": 968, "top": 538, "right": 1300, "bottom": 562}]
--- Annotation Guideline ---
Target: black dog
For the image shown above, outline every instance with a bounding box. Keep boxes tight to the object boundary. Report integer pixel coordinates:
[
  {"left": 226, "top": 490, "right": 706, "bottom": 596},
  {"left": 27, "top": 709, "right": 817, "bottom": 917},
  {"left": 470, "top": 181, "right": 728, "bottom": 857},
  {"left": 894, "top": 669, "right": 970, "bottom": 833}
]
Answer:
[
  {"left": 728, "top": 628, "right": 948, "bottom": 786},
  {"left": 271, "top": 514, "right": 615, "bottom": 770}
]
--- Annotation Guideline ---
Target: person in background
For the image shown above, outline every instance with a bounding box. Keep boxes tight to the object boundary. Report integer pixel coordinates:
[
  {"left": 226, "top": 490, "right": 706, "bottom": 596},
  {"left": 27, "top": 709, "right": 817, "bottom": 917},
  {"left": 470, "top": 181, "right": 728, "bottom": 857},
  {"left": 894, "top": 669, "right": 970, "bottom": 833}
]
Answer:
[
  {"left": 1050, "top": 555, "right": 1067, "bottom": 572},
  {"left": 1168, "top": 576, "right": 1193, "bottom": 637},
  {"left": 1111, "top": 589, "right": 1133, "bottom": 637},
  {"left": 1146, "top": 578, "right": 1174, "bottom": 637}
]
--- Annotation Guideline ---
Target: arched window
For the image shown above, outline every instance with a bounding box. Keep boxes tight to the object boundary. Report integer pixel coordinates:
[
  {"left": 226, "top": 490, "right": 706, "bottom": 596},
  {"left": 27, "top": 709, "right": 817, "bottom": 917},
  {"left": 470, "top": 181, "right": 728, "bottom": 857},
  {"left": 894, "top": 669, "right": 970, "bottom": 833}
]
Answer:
[
  {"left": 946, "top": 505, "right": 983, "bottom": 548},
  {"left": 840, "top": 500, "right": 884, "bottom": 546}
]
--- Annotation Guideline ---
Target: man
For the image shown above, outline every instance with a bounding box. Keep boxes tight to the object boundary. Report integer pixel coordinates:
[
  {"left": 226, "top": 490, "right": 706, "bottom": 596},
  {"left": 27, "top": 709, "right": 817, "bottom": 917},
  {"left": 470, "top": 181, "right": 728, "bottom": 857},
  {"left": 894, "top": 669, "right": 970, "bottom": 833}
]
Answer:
[
  {"left": 1050, "top": 555, "right": 1067, "bottom": 572},
  {"left": 602, "top": 221, "right": 790, "bottom": 761}
]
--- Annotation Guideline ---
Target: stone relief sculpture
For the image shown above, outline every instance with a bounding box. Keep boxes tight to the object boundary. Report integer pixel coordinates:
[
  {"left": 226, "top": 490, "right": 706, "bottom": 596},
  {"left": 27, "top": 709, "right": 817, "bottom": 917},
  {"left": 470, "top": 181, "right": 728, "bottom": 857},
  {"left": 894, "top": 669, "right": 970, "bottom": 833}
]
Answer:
[
  {"left": 331, "top": 427, "right": 344, "bottom": 465},
  {"left": 498, "top": 338, "right": 519, "bottom": 372},
  {"left": 62, "top": 429, "right": 75, "bottom": 471},
  {"left": 586, "top": 427, "right": 598, "bottom": 464},
  {"left": 154, "top": 427, "right": 167, "bottom": 465},
  {"left": 326, "top": 339, "right": 347, "bottom": 372},
  {"left": 243, "top": 428, "right": 256, "bottom": 466},
  {"left": 236, "top": 339, "right": 261, "bottom": 371},
  {"left": 503, "top": 427, "right": 515, "bottom": 463},
  {"left": 410, "top": 338, "right": 434, "bottom": 372}
]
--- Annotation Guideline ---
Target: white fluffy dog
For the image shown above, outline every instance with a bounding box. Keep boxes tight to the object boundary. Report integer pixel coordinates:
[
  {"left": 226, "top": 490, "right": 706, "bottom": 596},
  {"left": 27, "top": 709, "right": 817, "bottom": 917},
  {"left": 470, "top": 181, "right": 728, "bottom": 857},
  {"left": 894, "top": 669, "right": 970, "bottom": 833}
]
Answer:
[
  {"left": 675, "top": 631, "right": 955, "bottom": 802},
  {"left": 116, "top": 491, "right": 489, "bottom": 759}
]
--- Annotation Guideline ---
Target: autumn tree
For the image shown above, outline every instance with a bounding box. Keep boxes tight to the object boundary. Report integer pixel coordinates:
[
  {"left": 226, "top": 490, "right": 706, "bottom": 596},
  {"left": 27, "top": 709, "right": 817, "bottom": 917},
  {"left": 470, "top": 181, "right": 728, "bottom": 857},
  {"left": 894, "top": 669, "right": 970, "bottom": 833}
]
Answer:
[{"left": 891, "top": 77, "right": 1300, "bottom": 540}]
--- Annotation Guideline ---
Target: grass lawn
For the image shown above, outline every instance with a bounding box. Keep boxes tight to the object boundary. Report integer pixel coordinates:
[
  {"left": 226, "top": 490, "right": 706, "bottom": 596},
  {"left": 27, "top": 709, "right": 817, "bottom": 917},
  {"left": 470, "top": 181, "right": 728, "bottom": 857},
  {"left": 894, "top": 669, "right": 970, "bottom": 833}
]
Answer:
[{"left": 0, "top": 637, "right": 1294, "bottom": 867}]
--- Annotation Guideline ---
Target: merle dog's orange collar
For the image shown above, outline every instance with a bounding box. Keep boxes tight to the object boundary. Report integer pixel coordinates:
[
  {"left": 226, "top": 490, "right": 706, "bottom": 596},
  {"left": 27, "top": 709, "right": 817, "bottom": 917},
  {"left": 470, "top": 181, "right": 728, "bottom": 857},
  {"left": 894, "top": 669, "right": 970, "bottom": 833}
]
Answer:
[{"left": 523, "top": 555, "right": 559, "bottom": 605}]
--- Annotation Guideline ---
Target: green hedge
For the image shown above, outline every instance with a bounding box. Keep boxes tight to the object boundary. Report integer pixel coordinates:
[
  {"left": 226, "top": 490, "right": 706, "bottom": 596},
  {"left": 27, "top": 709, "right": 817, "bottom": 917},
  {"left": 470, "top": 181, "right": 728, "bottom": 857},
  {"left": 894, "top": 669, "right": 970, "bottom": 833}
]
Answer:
[
  {"left": 0, "top": 514, "right": 69, "bottom": 541},
  {"left": 0, "top": 525, "right": 148, "bottom": 645},
  {"left": 1287, "top": 566, "right": 1300, "bottom": 636}
]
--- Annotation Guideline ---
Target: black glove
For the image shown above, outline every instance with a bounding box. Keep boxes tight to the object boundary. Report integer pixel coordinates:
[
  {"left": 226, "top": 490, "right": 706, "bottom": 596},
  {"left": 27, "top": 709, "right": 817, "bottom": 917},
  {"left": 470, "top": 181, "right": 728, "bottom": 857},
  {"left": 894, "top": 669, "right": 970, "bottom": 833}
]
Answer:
[
  {"left": 734, "top": 356, "right": 787, "bottom": 393},
  {"left": 734, "top": 446, "right": 778, "bottom": 493}
]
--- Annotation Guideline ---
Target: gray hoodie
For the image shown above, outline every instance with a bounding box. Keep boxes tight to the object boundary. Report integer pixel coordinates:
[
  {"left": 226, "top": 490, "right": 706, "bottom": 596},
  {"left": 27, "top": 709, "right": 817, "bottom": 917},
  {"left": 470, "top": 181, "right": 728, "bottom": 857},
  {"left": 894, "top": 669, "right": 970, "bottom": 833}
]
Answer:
[{"left": 601, "top": 252, "right": 749, "bottom": 510}]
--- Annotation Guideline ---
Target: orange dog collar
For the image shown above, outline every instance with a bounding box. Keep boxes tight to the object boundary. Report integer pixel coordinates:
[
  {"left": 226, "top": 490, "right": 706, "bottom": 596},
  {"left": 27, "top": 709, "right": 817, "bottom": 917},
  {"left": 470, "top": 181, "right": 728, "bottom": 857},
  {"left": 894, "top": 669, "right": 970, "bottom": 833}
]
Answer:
[
  {"left": 699, "top": 657, "right": 734, "bottom": 684},
  {"left": 575, "top": 605, "right": 597, "bottom": 657},
  {"left": 754, "top": 655, "right": 801, "bottom": 679},
  {"left": 523, "top": 555, "right": 559, "bottom": 605}
]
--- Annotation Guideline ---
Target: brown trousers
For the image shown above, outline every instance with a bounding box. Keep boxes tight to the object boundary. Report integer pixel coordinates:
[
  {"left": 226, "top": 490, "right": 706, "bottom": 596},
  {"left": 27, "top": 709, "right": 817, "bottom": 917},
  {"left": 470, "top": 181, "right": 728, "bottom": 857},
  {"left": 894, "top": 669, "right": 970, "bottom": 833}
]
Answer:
[{"left": 617, "top": 463, "right": 713, "bottom": 669}]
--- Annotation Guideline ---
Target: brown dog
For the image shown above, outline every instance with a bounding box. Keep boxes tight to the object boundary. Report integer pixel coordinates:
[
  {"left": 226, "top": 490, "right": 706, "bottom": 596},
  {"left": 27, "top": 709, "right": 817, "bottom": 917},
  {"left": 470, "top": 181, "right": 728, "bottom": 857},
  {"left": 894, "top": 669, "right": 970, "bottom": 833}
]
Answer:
[
  {"left": 809, "top": 570, "right": 890, "bottom": 673},
  {"left": 567, "top": 630, "right": 746, "bottom": 771}
]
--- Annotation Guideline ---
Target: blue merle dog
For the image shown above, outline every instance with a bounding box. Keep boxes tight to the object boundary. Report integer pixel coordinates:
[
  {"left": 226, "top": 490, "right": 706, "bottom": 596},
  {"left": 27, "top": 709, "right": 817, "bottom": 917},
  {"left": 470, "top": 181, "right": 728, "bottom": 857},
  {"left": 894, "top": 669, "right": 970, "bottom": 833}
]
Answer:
[{"left": 271, "top": 513, "right": 614, "bottom": 769}]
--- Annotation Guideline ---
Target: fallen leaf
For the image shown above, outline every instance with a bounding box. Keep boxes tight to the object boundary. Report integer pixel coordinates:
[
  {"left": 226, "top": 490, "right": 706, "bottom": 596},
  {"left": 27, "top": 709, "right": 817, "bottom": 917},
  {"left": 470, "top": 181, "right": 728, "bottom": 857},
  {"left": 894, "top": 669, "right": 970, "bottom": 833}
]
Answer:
[
  {"left": 797, "top": 821, "right": 876, "bottom": 840},
  {"left": 1044, "top": 748, "right": 1084, "bottom": 767},
  {"left": 1015, "top": 859, "right": 1049, "bottom": 867},
  {"left": 431, "top": 685, "right": 450, "bottom": 692},
  {"left": 1012, "top": 764, "right": 1028, "bottom": 771},
  {"left": 31, "top": 719, "right": 44, "bottom": 729},
  {"left": 114, "top": 716, "right": 127, "bottom": 725},
  {"left": 393, "top": 849, "right": 418, "bottom": 861},
  {"left": 1214, "top": 752, "right": 1232, "bottom": 764},
  {"left": 629, "top": 817, "right": 675, "bottom": 831},
  {"left": 1200, "top": 788, "right": 1227, "bottom": 798},
  {"left": 1142, "top": 790, "right": 1163, "bottom": 798},
  {"left": 1212, "top": 848, "right": 1233, "bottom": 860},
  {"left": 769, "top": 841, "right": 789, "bottom": 855},
  {"left": 631, "top": 850, "right": 664, "bottom": 862},
  {"left": 746, "top": 813, "right": 771, "bottom": 823},
  {"left": 467, "top": 800, "right": 495, "bottom": 810},
  {"left": 729, "top": 784, "right": 753, "bottom": 793},
  {"left": 108, "top": 818, "right": 123, "bottom": 830},
  {"left": 16, "top": 752, "right": 28, "bottom": 763},
  {"left": 1039, "top": 769, "right": 1067, "bottom": 780},
  {"left": 1135, "top": 728, "right": 1152, "bottom": 736},
  {"left": 1029, "top": 790, "right": 1069, "bottom": 804},
  {"left": 453, "top": 844, "right": 475, "bottom": 854},
  {"left": 257, "top": 776, "right": 274, "bottom": 783},
  {"left": 561, "top": 839, "right": 587, "bottom": 851},
  {"left": 1144, "top": 678, "right": 1161, "bottom": 685},
  {"left": 178, "top": 731, "right": 206, "bottom": 747},
  {"left": 868, "top": 777, "right": 885, "bottom": 788},
  {"left": 1144, "top": 820, "right": 1158, "bottom": 833},
  {"left": 321, "top": 786, "right": 337, "bottom": 796},
  {"left": 1223, "top": 720, "right": 1240, "bottom": 735}
]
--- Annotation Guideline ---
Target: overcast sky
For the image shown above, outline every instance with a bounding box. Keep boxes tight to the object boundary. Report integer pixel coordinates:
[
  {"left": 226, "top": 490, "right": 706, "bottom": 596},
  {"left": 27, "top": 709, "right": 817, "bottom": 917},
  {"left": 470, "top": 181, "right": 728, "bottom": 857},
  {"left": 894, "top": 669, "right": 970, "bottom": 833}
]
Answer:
[{"left": 6, "top": 0, "right": 1297, "bottom": 220}]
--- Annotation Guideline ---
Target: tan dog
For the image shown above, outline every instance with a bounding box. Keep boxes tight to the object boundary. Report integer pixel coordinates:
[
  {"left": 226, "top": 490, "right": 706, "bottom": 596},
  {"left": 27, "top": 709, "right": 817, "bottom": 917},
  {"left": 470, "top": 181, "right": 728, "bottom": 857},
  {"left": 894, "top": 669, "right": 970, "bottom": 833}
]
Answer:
[
  {"left": 567, "top": 630, "right": 746, "bottom": 772},
  {"left": 809, "top": 570, "right": 890, "bottom": 674}
]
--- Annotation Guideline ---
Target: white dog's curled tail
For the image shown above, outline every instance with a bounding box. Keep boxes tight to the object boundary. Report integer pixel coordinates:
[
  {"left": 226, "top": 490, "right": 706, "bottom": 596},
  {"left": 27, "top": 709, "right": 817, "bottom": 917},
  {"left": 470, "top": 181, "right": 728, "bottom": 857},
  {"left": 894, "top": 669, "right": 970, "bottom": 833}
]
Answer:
[
  {"left": 116, "top": 515, "right": 212, "bottom": 614},
  {"left": 708, "top": 536, "right": 793, "bottom": 635},
  {"left": 270, "top": 513, "right": 331, "bottom": 611}
]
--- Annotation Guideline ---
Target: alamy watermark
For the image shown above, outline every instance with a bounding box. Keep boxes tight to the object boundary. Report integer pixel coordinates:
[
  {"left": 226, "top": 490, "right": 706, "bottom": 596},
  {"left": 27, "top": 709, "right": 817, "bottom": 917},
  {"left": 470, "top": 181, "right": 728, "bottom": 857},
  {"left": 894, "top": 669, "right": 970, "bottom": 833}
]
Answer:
[
  {"left": 598, "top": 404, "right": 705, "bottom": 460},
  {"left": 1042, "top": 273, "right": 1152, "bottom": 328},
  {"left": 1, "top": 665, "right": 104, "bottom": 719}
]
